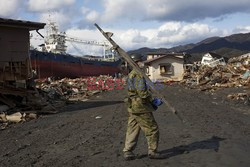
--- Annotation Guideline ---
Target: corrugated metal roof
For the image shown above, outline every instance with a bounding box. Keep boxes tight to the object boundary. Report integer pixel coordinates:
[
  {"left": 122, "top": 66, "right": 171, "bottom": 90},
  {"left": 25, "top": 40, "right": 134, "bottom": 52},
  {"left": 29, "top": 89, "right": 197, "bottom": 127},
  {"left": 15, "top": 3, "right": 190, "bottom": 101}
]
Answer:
[{"left": 0, "top": 17, "right": 45, "bottom": 30}]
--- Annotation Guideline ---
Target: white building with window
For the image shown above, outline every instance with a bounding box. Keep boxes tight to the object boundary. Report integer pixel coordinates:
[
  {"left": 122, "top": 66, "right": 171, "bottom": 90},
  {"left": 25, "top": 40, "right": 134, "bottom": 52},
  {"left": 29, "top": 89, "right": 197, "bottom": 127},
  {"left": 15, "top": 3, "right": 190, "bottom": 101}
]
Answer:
[
  {"left": 143, "top": 53, "right": 185, "bottom": 82},
  {"left": 201, "top": 52, "right": 226, "bottom": 67}
]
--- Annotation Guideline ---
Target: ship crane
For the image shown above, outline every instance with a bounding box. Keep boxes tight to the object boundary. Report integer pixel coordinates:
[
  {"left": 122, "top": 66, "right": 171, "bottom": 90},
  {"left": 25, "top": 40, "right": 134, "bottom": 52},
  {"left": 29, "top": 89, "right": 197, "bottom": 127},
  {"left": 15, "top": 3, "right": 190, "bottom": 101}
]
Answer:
[
  {"left": 32, "top": 20, "right": 117, "bottom": 61},
  {"left": 65, "top": 36, "right": 114, "bottom": 60},
  {"left": 65, "top": 37, "right": 109, "bottom": 47}
]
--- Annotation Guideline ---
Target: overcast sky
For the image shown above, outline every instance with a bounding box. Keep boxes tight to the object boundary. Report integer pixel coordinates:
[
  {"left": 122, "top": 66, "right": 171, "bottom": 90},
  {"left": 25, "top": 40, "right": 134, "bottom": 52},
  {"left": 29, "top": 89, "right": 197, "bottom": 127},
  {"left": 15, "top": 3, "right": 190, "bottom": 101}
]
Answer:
[{"left": 1, "top": 0, "right": 250, "bottom": 55}]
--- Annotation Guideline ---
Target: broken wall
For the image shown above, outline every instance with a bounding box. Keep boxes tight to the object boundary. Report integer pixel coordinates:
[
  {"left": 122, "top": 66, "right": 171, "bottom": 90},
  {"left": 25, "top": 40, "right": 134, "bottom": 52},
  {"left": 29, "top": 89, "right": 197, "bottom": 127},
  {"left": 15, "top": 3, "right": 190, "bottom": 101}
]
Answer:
[{"left": 0, "top": 27, "right": 31, "bottom": 81}]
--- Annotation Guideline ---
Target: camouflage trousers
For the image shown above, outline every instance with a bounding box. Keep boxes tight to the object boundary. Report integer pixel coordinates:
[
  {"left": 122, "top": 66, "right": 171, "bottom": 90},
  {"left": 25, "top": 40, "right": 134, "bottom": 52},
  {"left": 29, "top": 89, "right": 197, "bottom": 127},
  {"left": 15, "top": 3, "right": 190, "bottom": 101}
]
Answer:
[{"left": 123, "top": 112, "right": 159, "bottom": 154}]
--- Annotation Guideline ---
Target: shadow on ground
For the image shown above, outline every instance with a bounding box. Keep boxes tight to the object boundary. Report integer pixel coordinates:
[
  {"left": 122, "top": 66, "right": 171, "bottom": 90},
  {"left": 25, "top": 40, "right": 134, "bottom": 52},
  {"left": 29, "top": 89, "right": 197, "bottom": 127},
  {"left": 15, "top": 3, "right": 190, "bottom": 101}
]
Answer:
[
  {"left": 138, "top": 136, "right": 225, "bottom": 159},
  {"left": 60, "top": 100, "right": 124, "bottom": 113}
]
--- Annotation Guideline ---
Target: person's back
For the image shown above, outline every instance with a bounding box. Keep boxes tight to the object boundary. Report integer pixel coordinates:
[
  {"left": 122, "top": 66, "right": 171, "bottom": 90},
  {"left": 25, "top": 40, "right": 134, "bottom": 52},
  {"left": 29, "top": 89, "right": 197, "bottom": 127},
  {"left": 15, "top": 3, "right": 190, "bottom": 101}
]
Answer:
[{"left": 126, "top": 69, "right": 154, "bottom": 113}]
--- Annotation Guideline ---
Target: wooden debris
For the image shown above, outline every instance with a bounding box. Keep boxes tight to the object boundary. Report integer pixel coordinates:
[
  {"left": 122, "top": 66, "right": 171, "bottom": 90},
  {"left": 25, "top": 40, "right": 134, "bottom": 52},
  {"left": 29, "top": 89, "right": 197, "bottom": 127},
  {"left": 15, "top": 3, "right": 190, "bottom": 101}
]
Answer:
[
  {"left": 181, "top": 55, "right": 250, "bottom": 91},
  {"left": 0, "top": 75, "right": 119, "bottom": 129},
  {"left": 0, "top": 112, "right": 8, "bottom": 122},
  {"left": 5, "top": 112, "right": 23, "bottom": 123},
  {"left": 35, "top": 75, "right": 115, "bottom": 101},
  {"left": 227, "top": 93, "right": 250, "bottom": 101},
  {"left": 181, "top": 55, "right": 250, "bottom": 103}
]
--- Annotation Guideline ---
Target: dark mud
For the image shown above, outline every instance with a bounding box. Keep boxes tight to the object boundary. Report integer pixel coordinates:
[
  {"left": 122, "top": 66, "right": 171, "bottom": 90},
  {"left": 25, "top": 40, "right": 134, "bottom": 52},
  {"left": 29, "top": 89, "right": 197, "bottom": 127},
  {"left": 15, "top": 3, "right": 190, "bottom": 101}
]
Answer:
[{"left": 0, "top": 85, "right": 249, "bottom": 167}]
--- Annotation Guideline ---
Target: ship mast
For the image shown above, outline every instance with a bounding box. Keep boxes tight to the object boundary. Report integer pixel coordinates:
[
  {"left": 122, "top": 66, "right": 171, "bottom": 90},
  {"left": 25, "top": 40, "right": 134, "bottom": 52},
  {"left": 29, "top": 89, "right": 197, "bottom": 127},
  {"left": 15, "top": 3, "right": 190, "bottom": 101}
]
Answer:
[{"left": 45, "top": 20, "right": 67, "bottom": 54}]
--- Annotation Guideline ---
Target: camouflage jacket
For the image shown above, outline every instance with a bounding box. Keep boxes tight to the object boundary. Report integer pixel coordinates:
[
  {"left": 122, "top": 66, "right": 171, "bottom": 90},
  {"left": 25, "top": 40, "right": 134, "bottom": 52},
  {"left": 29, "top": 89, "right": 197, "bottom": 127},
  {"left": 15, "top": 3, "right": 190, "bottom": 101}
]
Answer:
[{"left": 126, "top": 69, "right": 154, "bottom": 113}]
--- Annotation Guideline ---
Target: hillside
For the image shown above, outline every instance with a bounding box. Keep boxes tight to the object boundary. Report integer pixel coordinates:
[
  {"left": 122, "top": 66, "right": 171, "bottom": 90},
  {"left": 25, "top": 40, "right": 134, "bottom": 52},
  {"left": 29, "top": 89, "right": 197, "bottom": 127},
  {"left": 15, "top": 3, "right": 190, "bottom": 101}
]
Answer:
[{"left": 129, "top": 32, "right": 250, "bottom": 62}]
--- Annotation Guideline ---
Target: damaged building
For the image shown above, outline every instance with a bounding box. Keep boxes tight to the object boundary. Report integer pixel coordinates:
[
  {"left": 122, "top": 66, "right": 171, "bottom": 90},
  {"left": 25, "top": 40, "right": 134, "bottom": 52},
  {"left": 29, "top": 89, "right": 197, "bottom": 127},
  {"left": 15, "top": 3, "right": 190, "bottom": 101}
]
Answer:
[
  {"left": 0, "top": 18, "right": 45, "bottom": 106},
  {"left": 0, "top": 18, "right": 45, "bottom": 85},
  {"left": 0, "top": 18, "right": 46, "bottom": 120},
  {"left": 201, "top": 52, "right": 227, "bottom": 67}
]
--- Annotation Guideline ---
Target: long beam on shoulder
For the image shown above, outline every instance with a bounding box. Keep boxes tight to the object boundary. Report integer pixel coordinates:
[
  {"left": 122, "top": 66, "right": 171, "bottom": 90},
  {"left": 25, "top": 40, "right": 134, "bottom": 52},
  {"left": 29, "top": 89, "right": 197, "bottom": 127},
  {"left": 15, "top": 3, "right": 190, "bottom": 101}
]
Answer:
[{"left": 94, "top": 23, "right": 183, "bottom": 122}]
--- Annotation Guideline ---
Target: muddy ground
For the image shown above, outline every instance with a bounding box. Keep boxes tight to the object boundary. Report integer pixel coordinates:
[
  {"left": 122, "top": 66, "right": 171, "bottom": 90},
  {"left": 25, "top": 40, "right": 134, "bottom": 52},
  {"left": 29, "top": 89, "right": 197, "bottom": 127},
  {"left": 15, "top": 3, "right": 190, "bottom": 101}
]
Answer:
[{"left": 0, "top": 85, "right": 250, "bottom": 167}]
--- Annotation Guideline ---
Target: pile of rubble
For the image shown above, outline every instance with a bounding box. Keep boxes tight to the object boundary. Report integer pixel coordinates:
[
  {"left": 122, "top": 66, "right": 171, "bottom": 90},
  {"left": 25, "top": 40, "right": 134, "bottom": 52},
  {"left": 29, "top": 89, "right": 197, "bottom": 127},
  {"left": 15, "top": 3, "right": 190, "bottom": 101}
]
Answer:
[
  {"left": 35, "top": 75, "right": 122, "bottom": 101},
  {"left": 182, "top": 54, "right": 250, "bottom": 90},
  {"left": 227, "top": 93, "right": 250, "bottom": 104},
  {"left": 181, "top": 54, "right": 250, "bottom": 103},
  {"left": 0, "top": 75, "right": 124, "bottom": 129},
  {"left": 0, "top": 84, "right": 60, "bottom": 129}
]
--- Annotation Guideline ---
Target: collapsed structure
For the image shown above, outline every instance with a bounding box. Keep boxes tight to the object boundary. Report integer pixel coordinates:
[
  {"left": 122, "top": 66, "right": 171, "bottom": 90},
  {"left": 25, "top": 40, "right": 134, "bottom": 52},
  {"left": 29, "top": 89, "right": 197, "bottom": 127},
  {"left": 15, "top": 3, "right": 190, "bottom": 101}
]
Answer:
[
  {"left": 201, "top": 52, "right": 227, "bottom": 67},
  {"left": 0, "top": 18, "right": 47, "bottom": 128},
  {"left": 181, "top": 53, "right": 250, "bottom": 103}
]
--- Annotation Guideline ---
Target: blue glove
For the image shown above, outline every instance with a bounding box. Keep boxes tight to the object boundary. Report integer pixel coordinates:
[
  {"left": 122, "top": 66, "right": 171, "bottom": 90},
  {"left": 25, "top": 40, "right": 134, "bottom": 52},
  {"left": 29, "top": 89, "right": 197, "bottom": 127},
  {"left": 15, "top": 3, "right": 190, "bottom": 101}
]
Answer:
[{"left": 152, "top": 98, "right": 163, "bottom": 107}]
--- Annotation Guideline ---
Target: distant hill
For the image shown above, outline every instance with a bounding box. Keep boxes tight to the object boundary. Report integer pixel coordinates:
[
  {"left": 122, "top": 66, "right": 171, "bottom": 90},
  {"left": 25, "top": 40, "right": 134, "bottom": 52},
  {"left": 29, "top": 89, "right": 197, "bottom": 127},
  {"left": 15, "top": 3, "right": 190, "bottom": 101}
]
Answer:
[{"left": 128, "top": 32, "right": 250, "bottom": 62}]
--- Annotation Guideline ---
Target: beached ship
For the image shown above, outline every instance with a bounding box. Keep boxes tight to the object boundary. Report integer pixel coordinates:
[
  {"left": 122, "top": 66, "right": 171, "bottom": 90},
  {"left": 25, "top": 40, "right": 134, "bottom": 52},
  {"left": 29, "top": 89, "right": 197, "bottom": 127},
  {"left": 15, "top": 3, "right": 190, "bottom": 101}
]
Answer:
[{"left": 30, "top": 21, "right": 121, "bottom": 78}]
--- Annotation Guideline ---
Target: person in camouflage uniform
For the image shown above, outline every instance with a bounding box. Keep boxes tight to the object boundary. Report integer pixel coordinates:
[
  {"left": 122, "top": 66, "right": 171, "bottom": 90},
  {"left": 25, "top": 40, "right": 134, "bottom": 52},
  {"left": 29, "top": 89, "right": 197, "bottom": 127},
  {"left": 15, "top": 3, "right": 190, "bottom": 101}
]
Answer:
[{"left": 123, "top": 54, "right": 162, "bottom": 160}]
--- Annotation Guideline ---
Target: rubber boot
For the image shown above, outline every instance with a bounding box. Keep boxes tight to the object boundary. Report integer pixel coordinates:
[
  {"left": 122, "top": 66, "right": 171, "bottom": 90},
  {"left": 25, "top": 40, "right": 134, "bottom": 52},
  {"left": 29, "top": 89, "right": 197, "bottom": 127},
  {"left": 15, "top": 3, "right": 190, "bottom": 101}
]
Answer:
[
  {"left": 148, "top": 151, "right": 165, "bottom": 159},
  {"left": 123, "top": 151, "right": 136, "bottom": 160}
]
